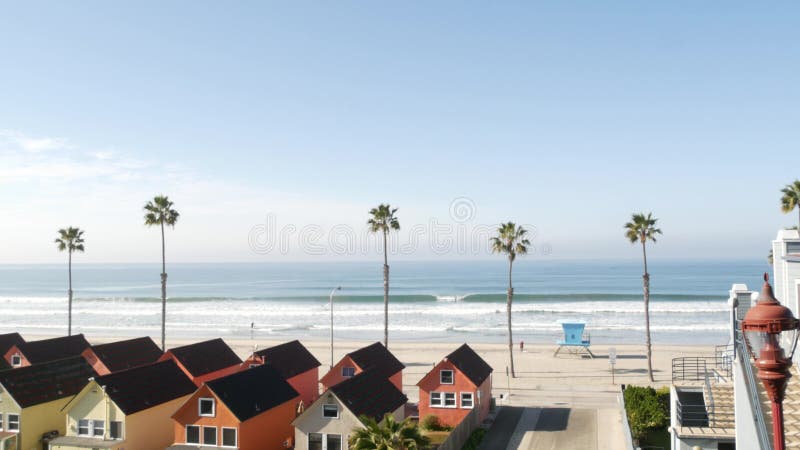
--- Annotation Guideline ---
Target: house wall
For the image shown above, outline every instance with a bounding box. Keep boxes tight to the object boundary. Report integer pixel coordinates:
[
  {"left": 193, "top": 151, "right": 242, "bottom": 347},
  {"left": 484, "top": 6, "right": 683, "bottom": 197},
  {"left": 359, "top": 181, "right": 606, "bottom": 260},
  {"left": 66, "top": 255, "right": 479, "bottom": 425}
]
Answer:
[
  {"left": 0, "top": 385, "right": 21, "bottom": 450},
  {"left": 171, "top": 386, "right": 240, "bottom": 446},
  {"left": 289, "top": 368, "right": 320, "bottom": 409},
  {"left": 388, "top": 371, "right": 403, "bottom": 393},
  {"left": 80, "top": 350, "right": 111, "bottom": 376},
  {"left": 418, "top": 360, "right": 485, "bottom": 428},
  {"left": 238, "top": 399, "right": 297, "bottom": 450},
  {"left": 774, "top": 230, "right": 800, "bottom": 320},
  {"left": 2, "top": 347, "right": 29, "bottom": 369},
  {"left": 733, "top": 355, "right": 764, "bottom": 449},
  {"left": 293, "top": 393, "right": 361, "bottom": 450},
  {"left": 125, "top": 395, "right": 191, "bottom": 450},
  {"left": 65, "top": 382, "right": 125, "bottom": 438},
  {"left": 320, "top": 356, "right": 357, "bottom": 391},
  {"left": 19, "top": 398, "right": 72, "bottom": 450}
]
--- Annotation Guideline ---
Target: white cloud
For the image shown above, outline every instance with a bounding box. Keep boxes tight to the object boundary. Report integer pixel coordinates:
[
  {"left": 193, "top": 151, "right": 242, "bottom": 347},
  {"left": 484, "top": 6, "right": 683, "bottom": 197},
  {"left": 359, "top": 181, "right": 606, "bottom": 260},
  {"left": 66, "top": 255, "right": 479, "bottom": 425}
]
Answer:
[{"left": 0, "top": 129, "right": 70, "bottom": 152}]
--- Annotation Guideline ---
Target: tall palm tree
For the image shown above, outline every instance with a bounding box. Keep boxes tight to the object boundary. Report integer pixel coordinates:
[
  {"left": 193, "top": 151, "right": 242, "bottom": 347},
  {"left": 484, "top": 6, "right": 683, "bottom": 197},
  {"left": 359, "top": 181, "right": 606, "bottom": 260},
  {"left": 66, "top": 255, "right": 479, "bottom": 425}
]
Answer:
[
  {"left": 491, "top": 222, "right": 530, "bottom": 379},
  {"left": 144, "top": 195, "right": 180, "bottom": 351},
  {"left": 368, "top": 204, "right": 400, "bottom": 349},
  {"left": 781, "top": 180, "right": 800, "bottom": 230},
  {"left": 624, "top": 212, "right": 662, "bottom": 382},
  {"left": 349, "top": 414, "right": 430, "bottom": 450},
  {"left": 55, "top": 227, "right": 85, "bottom": 336}
]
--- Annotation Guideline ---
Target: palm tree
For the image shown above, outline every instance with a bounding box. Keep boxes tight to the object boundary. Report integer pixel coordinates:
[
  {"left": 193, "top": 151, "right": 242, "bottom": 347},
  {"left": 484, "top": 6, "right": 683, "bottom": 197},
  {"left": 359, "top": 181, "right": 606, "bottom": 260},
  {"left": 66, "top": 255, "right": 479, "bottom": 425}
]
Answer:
[
  {"left": 368, "top": 204, "right": 400, "bottom": 349},
  {"left": 491, "top": 222, "right": 530, "bottom": 379},
  {"left": 781, "top": 180, "right": 800, "bottom": 230},
  {"left": 349, "top": 414, "right": 430, "bottom": 450},
  {"left": 55, "top": 227, "right": 85, "bottom": 336},
  {"left": 624, "top": 212, "right": 662, "bottom": 382},
  {"left": 144, "top": 195, "right": 180, "bottom": 351}
]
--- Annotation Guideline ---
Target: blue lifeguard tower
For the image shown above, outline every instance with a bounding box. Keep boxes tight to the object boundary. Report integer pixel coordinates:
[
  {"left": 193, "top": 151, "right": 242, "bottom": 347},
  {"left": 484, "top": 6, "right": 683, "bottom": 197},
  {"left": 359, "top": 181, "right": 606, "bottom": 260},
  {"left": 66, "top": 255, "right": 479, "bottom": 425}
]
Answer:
[{"left": 554, "top": 320, "right": 594, "bottom": 358}]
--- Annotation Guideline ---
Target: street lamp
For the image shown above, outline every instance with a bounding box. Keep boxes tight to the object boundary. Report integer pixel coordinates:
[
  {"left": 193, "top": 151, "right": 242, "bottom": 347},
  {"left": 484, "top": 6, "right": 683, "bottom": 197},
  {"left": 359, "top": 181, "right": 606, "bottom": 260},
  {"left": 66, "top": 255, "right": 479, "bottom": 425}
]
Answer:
[
  {"left": 741, "top": 274, "right": 799, "bottom": 450},
  {"left": 329, "top": 286, "right": 342, "bottom": 370}
]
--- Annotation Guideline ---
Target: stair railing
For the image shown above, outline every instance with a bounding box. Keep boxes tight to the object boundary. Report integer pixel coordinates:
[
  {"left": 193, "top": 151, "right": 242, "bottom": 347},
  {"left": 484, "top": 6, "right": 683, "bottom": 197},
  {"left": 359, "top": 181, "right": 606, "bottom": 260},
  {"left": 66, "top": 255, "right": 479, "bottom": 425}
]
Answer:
[
  {"left": 737, "top": 329, "right": 773, "bottom": 450},
  {"left": 703, "top": 363, "right": 716, "bottom": 427}
]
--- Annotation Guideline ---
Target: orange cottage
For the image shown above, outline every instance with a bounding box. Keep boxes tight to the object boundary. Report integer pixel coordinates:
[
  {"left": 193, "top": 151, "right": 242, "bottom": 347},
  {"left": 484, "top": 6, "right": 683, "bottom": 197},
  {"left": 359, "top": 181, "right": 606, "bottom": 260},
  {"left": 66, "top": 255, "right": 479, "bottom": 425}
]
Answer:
[
  {"left": 3, "top": 334, "right": 90, "bottom": 368},
  {"left": 417, "top": 343, "right": 493, "bottom": 428},
  {"left": 242, "top": 340, "right": 321, "bottom": 409},
  {"left": 81, "top": 336, "right": 163, "bottom": 375},
  {"left": 168, "top": 364, "right": 299, "bottom": 450},
  {"left": 159, "top": 338, "right": 242, "bottom": 387},
  {"left": 320, "top": 342, "right": 404, "bottom": 392}
]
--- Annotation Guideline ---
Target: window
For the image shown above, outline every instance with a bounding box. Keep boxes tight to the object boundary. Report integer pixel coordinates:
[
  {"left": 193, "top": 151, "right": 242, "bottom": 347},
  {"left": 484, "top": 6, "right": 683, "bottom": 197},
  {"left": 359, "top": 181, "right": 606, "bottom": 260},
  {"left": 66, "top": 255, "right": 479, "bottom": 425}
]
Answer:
[
  {"left": 440, "top": 370, "right": 454, "bottom": 384},
  {"left": 222, "top": 428, "right": 237, "bottom": 447},
  {"left": 461, "top": 392, "right": 474, "bottom": 409},
  {"left": 0, "top": 413, "right": 3, "bottom": 430},
  {"left": 444, "top": 392, "right": 456, "bottom": 407},
  {"left": 7, "top": 414, "right": 19, "bottom": 432},
  {"left": 109, "top": 421, "right": 123, "bottom": 440},
  {"left": 323, "top": 404, "right": 339, "bottom": 418},
  {"left": 788, "top": 242, "right": 800, "bottom": 255},
  {"left": 203, "top": 426, "right": 217, "bottom": 446},
  {"left": 93, "top": 420, "right": 105, "bottom": 437},
  {"left": 78, "top": 419, "right": 90, "bottom": 436},
  {"left": 327, "top": 434, "right": 342, "bottom": 450},
  {"left": 342, "top": 366, "right": 356, "bottom": 377},
  {"left": 199, "top": 398, "right": 215, "bottom": 417},
  {"left": 431, "top": 392, "right": 456, "bottom": 408},
  {"left": 186, "top": 425, "right": 200, "bottom": 444},
  {"left": 10, "top": 354, "right": 21, "bottom": 367},
  {"left": 308, "top": 433, "right": 323, "bottom": 450}
]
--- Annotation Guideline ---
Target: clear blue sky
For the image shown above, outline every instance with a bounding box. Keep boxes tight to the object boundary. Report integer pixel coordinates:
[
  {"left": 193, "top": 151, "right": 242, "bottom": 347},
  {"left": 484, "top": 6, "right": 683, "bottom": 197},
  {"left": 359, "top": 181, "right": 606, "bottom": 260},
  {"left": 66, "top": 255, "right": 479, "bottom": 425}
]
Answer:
[{"left": 1, "top": 2, "right": 798, "bottom": 263}]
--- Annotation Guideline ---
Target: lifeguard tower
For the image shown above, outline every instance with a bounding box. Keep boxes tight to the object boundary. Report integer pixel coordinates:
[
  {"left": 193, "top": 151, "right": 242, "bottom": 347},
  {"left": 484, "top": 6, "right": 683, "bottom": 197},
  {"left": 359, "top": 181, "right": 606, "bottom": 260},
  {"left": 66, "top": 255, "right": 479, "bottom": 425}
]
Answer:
[{"left": 554, "top": 320, "right": 594, "bottom": 358}]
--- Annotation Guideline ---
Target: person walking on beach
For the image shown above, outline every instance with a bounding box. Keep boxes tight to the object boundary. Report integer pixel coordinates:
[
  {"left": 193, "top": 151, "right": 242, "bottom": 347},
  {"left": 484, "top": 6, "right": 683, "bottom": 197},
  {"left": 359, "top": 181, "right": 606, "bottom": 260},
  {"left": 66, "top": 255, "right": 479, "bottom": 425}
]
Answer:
[{"left": 520, "top": 340, "right": 524, "bottom": 352}]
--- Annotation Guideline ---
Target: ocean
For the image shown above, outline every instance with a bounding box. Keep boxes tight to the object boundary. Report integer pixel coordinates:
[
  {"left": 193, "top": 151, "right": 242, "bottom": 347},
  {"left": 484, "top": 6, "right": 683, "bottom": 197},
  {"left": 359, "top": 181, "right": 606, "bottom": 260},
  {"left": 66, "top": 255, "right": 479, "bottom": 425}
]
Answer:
[{"left": 0, "top": 259, "right": 769, "bottom": 345}]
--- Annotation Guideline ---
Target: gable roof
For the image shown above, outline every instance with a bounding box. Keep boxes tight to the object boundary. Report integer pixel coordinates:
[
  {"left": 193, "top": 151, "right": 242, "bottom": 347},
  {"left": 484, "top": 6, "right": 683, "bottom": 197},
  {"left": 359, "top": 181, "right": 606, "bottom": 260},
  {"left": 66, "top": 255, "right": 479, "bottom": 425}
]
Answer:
[
  {"left": 0, "top": 333, "right": 25, "bottom": 356},
  {"left": 348, "top": 342, "right": 405, "bottom": 377},
  {"left": 0, "top": 358, "right": 9, "bottom": 371},
  {"left": 445, "top": 344, "right": 493, "bottom": 386},
  {"left": 331, "top": 370, "right": 408, "bottom": 421},
  {"left": 88, "top": 337, "right": 163, "bottom": 372},
  {"left": 207, "top": 364, "right": 299, "bottom": 422},
  {"left": 0, "top": 356, "right": 95, "bottom": 407},
  {"left": 96, "top": 360, "right": 196, "bottom": 415},
  {"left": 254, "top": 340, "right": 321, "bottom": 379},
  {"left": 167, "top": 339, "right": 242, "bottom": 377},
  {"left": 17, "top": 334, "right": 90, "bottom": 364}
]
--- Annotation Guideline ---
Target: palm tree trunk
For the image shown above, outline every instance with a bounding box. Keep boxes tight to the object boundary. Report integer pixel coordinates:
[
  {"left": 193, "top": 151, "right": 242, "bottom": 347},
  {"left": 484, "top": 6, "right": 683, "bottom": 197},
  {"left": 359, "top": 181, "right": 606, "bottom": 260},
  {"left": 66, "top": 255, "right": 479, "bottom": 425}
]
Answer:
[
  {"left": 161, "top": 221, "right": 167, "bottom": 351},
  {"left": 641, "top": 240, "right": 654, "bottom": 382},
  {"left": 68, "top": 250, "right": 73, "bottom": 336},
  {"left": 383, "top": 230, "right": 389, "bottom": 349},
  {"left": 797, "top": 207, "right": 799, "bottom": 232},
  {"left": 507, "top": 257, "right": 516, "bottom": 378}
]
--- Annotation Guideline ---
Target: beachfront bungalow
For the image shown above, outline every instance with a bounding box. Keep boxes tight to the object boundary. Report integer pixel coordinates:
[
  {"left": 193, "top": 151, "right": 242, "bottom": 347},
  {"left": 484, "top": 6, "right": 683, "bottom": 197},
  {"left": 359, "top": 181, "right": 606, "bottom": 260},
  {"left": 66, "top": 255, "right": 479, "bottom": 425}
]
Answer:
[
  {"left": 81, "top": 336, "right": 163, "bottom": 375},
  {"left": 3, "top": 334, "right": 90, "bottom": 368},
  {"left": 417, "top": 344, "right": 493, "bottom": 428},
  {"left": 293, "top": 370, "right": 408, "bottom": 450},
  {"left": 242, "top": 340, "right": 321, "bottom": 408},
  {"left": 320, "top": 342, "right": 404, "bottom": 392},
  {"left": 158, "top": 338, "right": 242, "bottom": 387},
  {"left": 0, "top": 356, "right": 95, "bottom": 450},
  {"left": 168, "top": 364, "right": 299, "bottom": 450},
  {"left": 0, "top": 334, "right": 24, "bottom": 370},
  {"left": 48, "top": 360, "right": 196, "bottom": 450}
]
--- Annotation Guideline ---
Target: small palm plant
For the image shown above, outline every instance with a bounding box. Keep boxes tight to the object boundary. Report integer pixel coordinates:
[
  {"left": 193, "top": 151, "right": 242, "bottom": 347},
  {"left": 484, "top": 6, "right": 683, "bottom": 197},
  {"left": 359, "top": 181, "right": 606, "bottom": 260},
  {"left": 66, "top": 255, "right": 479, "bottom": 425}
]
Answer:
[
  {"left": 55, "top": 227, "right": 85, "bottom": 336},
  {"left": 624, "top": 212, "right": 662, "bottom": 382},
  {"left": 349, "top": 414, "right": 430, "bottom": 450},
  {"left": 144, "top": 195, "right": 180, "bottom": 351},
  {"left": 781, "top": 180, "right": 800, "bottom": 230},
  {"left": 368, "top": 204, "right": 400, "bottom": 349},
  {"left": 491, "top": 222, "right": 530, "bottom": 378}
]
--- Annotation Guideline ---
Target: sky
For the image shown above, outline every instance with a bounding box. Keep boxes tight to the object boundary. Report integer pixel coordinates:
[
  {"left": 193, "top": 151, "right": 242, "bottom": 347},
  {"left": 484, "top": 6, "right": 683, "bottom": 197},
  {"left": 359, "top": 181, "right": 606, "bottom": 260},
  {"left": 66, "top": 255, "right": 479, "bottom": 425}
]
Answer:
[{"left": 1, "top": 2, "right": 799, "bottom": 263}]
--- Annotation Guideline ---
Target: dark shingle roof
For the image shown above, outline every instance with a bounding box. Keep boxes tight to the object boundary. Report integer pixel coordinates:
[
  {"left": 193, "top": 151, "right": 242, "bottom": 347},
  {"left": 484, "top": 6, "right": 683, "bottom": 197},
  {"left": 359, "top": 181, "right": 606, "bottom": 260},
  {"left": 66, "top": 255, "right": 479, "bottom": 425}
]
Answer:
[
  {"left": 254, "top": 340, "right": 320, "bottom": 379},
  {"left": 348, "top": 342, "right": 405, "bottom": 377},
  {"left": 446, "top": 344, "right": 493, "bottom": 386},
  {"left": 0, "top": 356, "right": 95, "bottom": 407},
  {"left": 168, "top": 339, "right": 242, "bottom": 377},
  {"left": 0, "top": 333, "right": 25, "bottom": 356},
  {"left": 17, "top": 334, "right": 90, "bottom": 364},
  {"left": 207, "top": 364, "right": 299, "bottom": 422},
  {"left": 331, "top": 370, "right": 408, "bottom": 421},
  {"left": 96, "top": 360, "right": 196, "bottom": 415},
  {"left": 89, "top": 337, "right": 163, "bottom": 372},
  {"left": 0, "top": 358, "right": 9, "bottom": 371}
]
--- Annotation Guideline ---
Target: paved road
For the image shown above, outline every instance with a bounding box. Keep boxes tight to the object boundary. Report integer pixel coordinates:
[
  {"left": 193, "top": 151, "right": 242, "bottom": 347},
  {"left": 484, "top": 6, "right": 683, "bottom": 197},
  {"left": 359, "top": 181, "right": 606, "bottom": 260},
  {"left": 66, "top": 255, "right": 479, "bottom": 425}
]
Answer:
[{"left": 477, "top": 406, "right": 524, "bottom": 450}]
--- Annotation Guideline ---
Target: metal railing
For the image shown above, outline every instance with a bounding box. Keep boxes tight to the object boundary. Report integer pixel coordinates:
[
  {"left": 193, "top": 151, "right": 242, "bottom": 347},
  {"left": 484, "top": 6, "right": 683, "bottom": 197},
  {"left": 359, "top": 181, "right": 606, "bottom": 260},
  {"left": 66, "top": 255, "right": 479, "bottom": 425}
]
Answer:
[
  {"left": 715, "top": 344, "right": 734, "bottom": 378},
  {"left": 704, "top": 367, "right": 716, "bottom": 426},
  {"left": 675, "top": 394, "right": 735, "bottom": 428},
  {"left": 736, "top": 329, "right": 773, "bottom": 450}
]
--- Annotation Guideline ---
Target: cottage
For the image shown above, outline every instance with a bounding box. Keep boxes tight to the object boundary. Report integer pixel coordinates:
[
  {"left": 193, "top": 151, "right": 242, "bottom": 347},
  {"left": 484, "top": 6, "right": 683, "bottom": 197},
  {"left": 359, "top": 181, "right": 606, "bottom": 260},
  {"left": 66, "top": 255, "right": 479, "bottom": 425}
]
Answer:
[
  {"left": 293, "top": 370, "right": 408, "bottom": 450},
  {"left": 0, "top": 334, "right": 24, "bottom": 370},
  {"left": 417, "top": 343, "right": 493, "bottom": 428},
  {"left": 4, "top": 334, "right": 90, "bottom": 368},
  {"left": 49, "top": 360, "right": 196, "bottom": 450},
  {"left": 168, "top": 364, "right": 299, "bottom": 450},
  {"left": 319, "top": 342, "right": 404, "bottom": 392},
  {"left": 81, "top": 336, "right": 163, "bottom": 375},
  {"left": 0, "top": 356, "right": 95, "bottom": 450},
  {"left": 243, "top": 340, "right": 321, "bottom": 408},
  {"left": 158, "top": 338, "right": 242, "bottom": 387}
]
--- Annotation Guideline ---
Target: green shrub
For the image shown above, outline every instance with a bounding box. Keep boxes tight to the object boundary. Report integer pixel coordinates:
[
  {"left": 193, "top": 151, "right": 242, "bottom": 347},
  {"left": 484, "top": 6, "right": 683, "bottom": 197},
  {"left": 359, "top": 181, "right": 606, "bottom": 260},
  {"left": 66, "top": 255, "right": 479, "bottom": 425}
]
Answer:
[
  {"left": 623, "top": 386, "right": 669, "bottom": 442},
  {"left": 421, "top": 414, "right": 450, "bottom": 431},
  {"left": 461, "top": 428, "right": 486, "bottom": 450}
]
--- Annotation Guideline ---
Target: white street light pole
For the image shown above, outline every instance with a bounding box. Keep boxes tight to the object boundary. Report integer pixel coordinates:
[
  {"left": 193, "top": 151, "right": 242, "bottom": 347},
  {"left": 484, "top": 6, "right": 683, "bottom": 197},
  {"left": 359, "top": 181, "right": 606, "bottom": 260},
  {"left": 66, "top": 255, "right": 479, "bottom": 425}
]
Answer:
[{"left": 330, "top": 286, "right": 342, "bottom": 370}]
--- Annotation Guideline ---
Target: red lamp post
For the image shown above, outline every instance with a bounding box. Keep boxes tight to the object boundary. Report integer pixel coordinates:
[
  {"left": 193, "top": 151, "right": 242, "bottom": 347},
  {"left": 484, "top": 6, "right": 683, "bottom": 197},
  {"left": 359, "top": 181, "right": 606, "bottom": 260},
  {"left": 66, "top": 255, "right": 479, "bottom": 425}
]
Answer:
[{"left": 741, "top": 274, "right": 800, "bottom": 450}]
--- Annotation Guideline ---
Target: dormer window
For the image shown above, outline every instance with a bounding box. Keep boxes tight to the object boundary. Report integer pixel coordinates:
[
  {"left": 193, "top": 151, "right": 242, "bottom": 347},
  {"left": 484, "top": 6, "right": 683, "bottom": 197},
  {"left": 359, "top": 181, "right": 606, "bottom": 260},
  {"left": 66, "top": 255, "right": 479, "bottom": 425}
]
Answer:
[
  {"left": 323, "top": 404, "right": 339, "bottom": 418},
  {"left": 342, "top": 366, "right": 356, "bottom": 377},
  {"left": 440, "top": 369, "right": 454, "bottom": 384},
  {"left": 199, "top": 398, "right": 216, "bottom": 417},
  {"left": 10, "top": 353, "right": 21, "bottom": 367}
]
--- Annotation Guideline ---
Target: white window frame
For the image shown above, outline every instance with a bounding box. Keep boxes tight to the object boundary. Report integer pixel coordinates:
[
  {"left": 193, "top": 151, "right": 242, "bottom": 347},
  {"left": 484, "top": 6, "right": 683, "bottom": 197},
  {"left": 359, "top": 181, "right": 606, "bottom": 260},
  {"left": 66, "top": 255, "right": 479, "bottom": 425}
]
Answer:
[
  {"left": 0, "top": 413, "right": 3, "bottom": 431},
  {"left": 322, "top": 404, "right": 340, "bottom": 419},
  {"left": 341, "top": 366, "right": 356, "bottom": 377},
  {"left": 77, "top": 419, "right": 90, "bottom": 436},
  {"left": 203, "top": 426, "right": 218, "bottom": 446},
  {"left": 92, "top": 419, "right": 105, "bottom": 437},
  {"left": 109, "top": 421, "right": 123, "bottom": 440},
  {"left": 221, "top": 427, "right": 238, "bottom": 448},
  {"left": 199, "top": 397, "right": 216, "bottom": 417},
  {"left": 430, "top": 392, "right": 442, "bottom": 407},
  {"left": 326, "top": 433, "right": 343, "bottom": 450},
  {"left": 185, "top": 425, "right": 200, "bottom": 444},
  {"left": 461, "top": 392, "right": 474, "bottom": 409},
  {"left": 10, "top": 353, "right": 21, "bottom": 367},
  {"left": 7, "top": 414, "right": 19, "bottom": 432},
  {"left": 443, "top": 392, "right": 457, "bottom": 408},
  {"left": 440, "top": 369, "right": 454, "bottom": 384}
]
